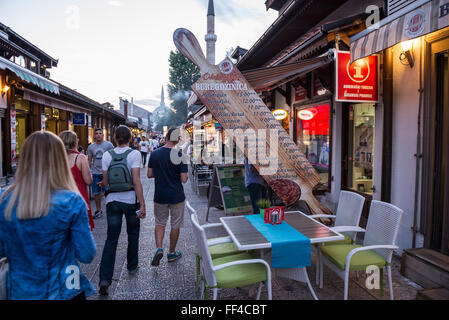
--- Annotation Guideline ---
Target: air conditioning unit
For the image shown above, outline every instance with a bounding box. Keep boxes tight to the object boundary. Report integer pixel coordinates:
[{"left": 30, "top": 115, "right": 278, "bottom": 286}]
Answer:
[{"left": 388, "top": 0, "right": 419, "bottom": 16}]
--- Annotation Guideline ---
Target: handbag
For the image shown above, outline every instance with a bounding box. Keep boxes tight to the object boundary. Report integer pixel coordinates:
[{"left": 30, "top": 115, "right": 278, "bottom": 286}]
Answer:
[{"left": 0, "top": 257, "right": 8, "bottom": 300}]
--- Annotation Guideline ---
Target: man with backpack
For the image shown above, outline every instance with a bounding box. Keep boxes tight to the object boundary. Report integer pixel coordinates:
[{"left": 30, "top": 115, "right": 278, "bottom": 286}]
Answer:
[{"left": 97, "top": 125, "right": 146, "bottom": 296}]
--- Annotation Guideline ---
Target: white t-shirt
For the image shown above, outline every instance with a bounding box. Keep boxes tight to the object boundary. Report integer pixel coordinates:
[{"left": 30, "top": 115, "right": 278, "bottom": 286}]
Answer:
[
  {"left": 150, "top": 139, "right": 159, "bottom": 151},
  {"left": 139, "top": 141, "right": 149, "bottom": 153},
  {"left": 102, "top": 147, "right": 142, "bottom": 204}
]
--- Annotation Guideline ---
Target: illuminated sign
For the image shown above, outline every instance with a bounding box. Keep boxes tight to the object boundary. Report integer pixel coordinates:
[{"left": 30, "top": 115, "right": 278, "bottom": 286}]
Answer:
[
  {"left": 297, "top": 109, "right": 315, "bottom": 121},
  {"left": 272, "top": 109, "right": 288, "bottom": 120},
  {"left": 336, "top": 51, "right": 378, "bottom": 103}
]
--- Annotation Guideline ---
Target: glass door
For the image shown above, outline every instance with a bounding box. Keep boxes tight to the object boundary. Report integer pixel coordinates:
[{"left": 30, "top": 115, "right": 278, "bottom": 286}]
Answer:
[{"left": 344, "top": 103, "right": 376, "bottom": 196}]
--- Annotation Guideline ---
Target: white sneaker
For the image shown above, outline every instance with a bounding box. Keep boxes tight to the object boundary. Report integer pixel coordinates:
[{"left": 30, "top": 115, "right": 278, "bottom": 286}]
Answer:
[{"left": 93, "top": 210, "right": 103, "bottom": 219}]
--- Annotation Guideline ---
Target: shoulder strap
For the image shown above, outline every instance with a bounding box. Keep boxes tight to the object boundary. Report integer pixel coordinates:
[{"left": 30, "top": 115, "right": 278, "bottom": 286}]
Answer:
[
  {"left": 109, "top": 149, "right": 117, "bottom": 158},
  {"left": 123, "top": 149, "right": 134, "bottom": 158}
]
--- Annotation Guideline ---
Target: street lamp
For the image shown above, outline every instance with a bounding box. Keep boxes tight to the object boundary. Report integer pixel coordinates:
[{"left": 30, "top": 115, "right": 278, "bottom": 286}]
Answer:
[{"left": 1, "top": 84, "right": 9, "bottom": 97}]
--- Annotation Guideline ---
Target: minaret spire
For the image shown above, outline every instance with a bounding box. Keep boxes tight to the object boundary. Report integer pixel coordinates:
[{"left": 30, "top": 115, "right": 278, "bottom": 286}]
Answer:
[
  {"left": 160, "top": 85, "right": 165, "bottom": 107},
  {"left": 205, "top": 0, "right": 217, "bottom": 65}
]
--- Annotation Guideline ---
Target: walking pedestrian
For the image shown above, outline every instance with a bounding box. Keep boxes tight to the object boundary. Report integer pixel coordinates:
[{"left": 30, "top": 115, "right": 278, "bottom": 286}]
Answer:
[
  {"left": 139, "top": 136, "right": 150, "bottom": 168},
  {"left": 87, "top": 128, "right": 114, "bottom": 220},
  {"left": 0, "top": 131, "right": 96, "bottom": 300},
  {"left": 98, "top": 125, "right": 146, "bottom": 296},
  {"left": 131, "top": 137, "right": 140, "bottom": 151},
  {"left": 244, "top": 157, "right": 266, "bottom": 214},
  {"left": 60, "top": 130, "right": 95, "bottom": 231},
  {"left": 149, "top": 135, "right": 159, "bottom": 152},
  {"left": 147, "top": 127, "right": 188, "bottom": 266}
]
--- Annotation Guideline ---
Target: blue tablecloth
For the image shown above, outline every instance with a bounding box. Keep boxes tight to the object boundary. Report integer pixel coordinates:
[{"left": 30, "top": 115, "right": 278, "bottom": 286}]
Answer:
[{"left": 245, "top": 215, "right": 311, "bottom": 269}]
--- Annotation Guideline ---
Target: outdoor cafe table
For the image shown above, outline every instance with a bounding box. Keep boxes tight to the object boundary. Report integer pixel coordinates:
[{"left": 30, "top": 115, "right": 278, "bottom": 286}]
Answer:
[{"left": 219, "top": 211, "right": 345, "bottom": 300}]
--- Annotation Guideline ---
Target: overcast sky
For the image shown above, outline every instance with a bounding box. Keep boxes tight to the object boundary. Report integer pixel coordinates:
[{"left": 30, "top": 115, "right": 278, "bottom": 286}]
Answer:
[{"left": 0, "top": 0, "right": 278, "bottom": 112}]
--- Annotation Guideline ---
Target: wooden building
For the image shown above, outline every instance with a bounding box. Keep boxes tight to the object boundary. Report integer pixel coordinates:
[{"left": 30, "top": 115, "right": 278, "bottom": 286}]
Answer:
[{"left": 0, "top": 22, "right": 126, "bottom": 182}]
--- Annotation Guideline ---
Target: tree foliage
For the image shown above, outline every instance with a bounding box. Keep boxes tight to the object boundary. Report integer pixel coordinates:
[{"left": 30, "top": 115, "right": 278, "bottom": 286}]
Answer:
[
  {"left": 153, "top": 50, "right": 200, "bottom": 131},
  {"left": 168, "top": 50, "right": 201, "bottom": 98},
  {"left": 167, "top": 50, "right": 201, "bottom": 127}
]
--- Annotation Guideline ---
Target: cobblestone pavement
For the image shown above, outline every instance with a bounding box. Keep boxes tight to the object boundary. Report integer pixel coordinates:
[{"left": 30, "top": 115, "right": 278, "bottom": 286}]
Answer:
[{"left": 81, "top": 168, "right": 422, "bottom": 300}]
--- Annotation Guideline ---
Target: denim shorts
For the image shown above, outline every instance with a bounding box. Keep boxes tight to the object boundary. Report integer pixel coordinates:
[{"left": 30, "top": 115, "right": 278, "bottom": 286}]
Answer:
[{"left": 92, "top": 174, "right": 106, "bottom": 195}]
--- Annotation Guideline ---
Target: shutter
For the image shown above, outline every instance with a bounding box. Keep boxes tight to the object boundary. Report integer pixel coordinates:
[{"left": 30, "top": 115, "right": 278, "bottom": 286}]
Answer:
[{"left": 388, "top": 0, "right": 419, "bottom": 15}]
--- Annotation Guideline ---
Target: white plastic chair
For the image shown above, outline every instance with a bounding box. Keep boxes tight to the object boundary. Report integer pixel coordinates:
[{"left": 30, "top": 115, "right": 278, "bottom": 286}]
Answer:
[
  {"left": 310, "top": 191, "right": 366, "bottom": 285},
  {"left": 319, "top": 200, "right": 403, "bottom": 300},
  {"left": 186, "top": 202, "right": 272, "bottom": 300},
  {"left": 186, "top": 201, "right": 239, "bottom": 292}
]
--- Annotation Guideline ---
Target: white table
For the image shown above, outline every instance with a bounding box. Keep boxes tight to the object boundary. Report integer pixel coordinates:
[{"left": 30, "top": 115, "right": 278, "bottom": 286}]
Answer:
[{"left": 220, "top": 211, "right": 344, "bottom": 300}]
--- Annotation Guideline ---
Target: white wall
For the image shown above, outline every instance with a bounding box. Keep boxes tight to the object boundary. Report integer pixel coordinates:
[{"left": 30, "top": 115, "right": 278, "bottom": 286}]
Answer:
[{"left": 390, "top": 40, "right": 423, "bottom": 253}]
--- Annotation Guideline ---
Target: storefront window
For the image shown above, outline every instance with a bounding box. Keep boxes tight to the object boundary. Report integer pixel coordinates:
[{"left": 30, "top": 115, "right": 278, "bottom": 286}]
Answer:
[
  {"left": 346, "top": 103, "right": 375, "bottom": 195},
  {"left": 296, "top": 104, "right": 330, "bottom": 185}
]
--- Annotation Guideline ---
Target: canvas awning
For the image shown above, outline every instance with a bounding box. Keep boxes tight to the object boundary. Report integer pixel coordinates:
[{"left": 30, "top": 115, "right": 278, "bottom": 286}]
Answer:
[
  {"left": 350, "top": 0, "right": 449, "bottom": 62},
  {"left": 242, "top": 52, "right": 333, "bottom": 92},
  {"left": 188, "top": 53, "right": 333, "bottom": 107},
  {"left": 0, "top": 56, "right": 59, "bottom": 94}
]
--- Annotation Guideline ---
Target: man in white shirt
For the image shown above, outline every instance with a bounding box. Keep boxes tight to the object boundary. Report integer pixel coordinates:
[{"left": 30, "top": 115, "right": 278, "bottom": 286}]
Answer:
[
  {"left": 97, "top": 125, "right": 146, "bottom": 296},
  {"left": 139, "top": 136, "right": 150, "bottom": 168},
  {"left": 149, "top": 136, "right": 159, "bottom": 152}
]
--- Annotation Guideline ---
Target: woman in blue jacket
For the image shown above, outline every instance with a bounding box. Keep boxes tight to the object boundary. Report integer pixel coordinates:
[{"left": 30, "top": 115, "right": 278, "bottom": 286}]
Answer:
[{"left": 0, "top": 131, "right": 96, "bottom": 300}]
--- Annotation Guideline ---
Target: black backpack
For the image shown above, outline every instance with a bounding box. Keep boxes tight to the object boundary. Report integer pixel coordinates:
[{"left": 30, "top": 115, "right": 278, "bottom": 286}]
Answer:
[{"left": 106, "top": 149, "right": 134, "bottom": 193}]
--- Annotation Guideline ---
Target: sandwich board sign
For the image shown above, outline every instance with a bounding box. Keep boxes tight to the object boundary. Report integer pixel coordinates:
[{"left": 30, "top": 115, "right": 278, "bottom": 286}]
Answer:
[{"left": 206, "top": 164, "right": 253, "bottom": 221}]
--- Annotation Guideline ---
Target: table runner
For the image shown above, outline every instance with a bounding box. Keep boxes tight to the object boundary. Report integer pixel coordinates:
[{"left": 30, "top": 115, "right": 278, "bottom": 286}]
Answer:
[{"left": 245, "top": 215, "right": 311, "bottom": 269}]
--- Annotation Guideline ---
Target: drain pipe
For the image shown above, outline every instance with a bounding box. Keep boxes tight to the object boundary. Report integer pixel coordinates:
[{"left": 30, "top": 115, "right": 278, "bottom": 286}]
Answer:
[{"left": 412, "top": 38, "right": 424, "bottom": 248}]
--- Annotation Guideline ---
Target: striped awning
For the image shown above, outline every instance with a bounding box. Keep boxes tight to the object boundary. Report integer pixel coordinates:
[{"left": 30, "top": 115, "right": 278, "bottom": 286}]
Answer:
[
  {"left": 350, "top": 0, "right": 449, "bottom": 62},
  {"left": 0, "top": 56, "right": 59, "bottom": 95},
  {"left": 242, "top": 52, "right": 333, "bottom": 92}
]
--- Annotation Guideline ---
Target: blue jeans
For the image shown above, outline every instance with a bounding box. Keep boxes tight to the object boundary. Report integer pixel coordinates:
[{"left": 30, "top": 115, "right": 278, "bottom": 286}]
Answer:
[
  {"left": 247, "top": 183, "right": 263, "bottom": 214},
  {"left": 99, "top": 201, "right": 140, "bottom": 285}
]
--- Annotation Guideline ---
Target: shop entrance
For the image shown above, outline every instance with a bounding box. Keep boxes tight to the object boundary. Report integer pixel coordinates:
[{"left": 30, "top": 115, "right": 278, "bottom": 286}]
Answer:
[
  {"left": 429, "top": 49, "right": 449, "bottom": 255},
  {"left": 422, "top": 36, "right": 449, "bottom": 256},
  {"left": 342, "top": 103, "right": 376, "bottom": 221}
]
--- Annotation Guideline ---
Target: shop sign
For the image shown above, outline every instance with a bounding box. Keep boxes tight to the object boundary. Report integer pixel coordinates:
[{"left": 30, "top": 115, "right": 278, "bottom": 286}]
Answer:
[
  {"left": 336, "top": 51, "right": 378, "bottom": 103},
  {"left": 297, "top": 109, "right": 315, "bottom": 121},
  {"left": 404, "top": 9, "right": 427, "bottom": 39},
  {"left": 73, "top": 113, "right": 86, "bottom": 126},
  {"left": 272, "top": 109, "right": 288, "bottom": 121},
  {"left": 294, "top": 77, "right": 308, "bottom": 102},
  {"left": 10, "top": 105, "right": 16, "bottom": 165},
  {"left": 175, "top": 28, "right": 330, "bottom": 215}
]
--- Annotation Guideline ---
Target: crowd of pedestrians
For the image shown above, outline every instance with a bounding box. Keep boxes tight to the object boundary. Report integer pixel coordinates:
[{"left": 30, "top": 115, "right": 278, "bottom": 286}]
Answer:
[{"left": 0, "top": 126, "right": 188, "bottom": 300}]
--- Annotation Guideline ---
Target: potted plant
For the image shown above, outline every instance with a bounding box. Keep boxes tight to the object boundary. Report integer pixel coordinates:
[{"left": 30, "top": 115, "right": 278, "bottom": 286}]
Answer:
[{"left": 257, "top": 198, "right": 271, "bottom": 220}]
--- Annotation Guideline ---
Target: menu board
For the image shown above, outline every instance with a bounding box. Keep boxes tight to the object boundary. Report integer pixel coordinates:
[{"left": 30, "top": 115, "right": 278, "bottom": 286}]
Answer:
[{"left": 174, "top": 28, "right": 331, "bottom": 215}]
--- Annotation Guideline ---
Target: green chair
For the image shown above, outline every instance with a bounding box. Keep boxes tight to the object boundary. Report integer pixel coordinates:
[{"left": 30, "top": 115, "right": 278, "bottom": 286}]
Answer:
[
  {"left": 310, "top": 191, "right": 365, "bottom": 285},
  {"left": 319, "top": 200, "right": 403, "bottom": 300},
  {"left": 187, "top": 202, "right": 272, "bottom": 300},
  {"left": 193, "top": 225, "right": 240, "bottom": 292}
]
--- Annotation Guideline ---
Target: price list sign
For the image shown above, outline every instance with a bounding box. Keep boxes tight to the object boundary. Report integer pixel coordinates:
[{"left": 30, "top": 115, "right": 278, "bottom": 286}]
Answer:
[{"left": 174, "top": 29, "right": 330, "bottom": 214}]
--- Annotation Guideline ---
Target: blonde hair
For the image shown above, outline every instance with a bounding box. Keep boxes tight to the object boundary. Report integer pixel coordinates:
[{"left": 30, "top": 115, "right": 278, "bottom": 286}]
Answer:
[
  {"left": 1, "top": 131, "right": 79, "bottom": 221},
  {"left": 59, "top": 130, "right": 78, "bottom": 153}
]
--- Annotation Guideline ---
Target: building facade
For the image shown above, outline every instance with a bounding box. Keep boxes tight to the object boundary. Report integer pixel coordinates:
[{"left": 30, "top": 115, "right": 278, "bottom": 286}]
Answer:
[
  {"left": 233, "top": 0, "right": 449, "bottom": 259},
  {"left": 0, "top": 22, "right": 126, "bottom": 184}
]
